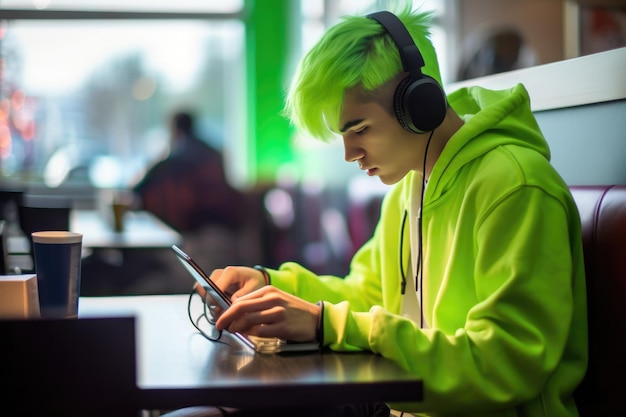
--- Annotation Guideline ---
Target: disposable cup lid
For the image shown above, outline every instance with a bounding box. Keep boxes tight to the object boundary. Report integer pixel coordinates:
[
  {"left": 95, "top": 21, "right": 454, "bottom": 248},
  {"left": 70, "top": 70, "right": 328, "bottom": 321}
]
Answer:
[{"left": 32, "top": 231, "right": 83, "bottom": 244}]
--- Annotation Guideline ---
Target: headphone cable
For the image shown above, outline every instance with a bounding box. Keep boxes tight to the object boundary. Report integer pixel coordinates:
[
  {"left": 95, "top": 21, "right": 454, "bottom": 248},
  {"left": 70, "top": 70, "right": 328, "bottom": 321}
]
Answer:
[
  {"left": 399, "top": 210, "right": 408, "bottom": 294},
  {"left": 416, "top": 129, "right": 435, "bottom": 328}
]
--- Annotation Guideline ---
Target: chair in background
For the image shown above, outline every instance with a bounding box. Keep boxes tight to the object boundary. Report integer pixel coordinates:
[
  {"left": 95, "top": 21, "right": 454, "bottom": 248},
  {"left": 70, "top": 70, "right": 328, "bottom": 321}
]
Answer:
[
  {"left": 0, "top": 220, "right": 9, "bottom": 274},
  {"left": 0, "top": 187, "right": 24, "bottom": 221},
  {"left": 0, "top": 187, "right": 26, "bottom": 273},
  {"left": 17, "top": 195, "right": 72, "bottom": 273}
]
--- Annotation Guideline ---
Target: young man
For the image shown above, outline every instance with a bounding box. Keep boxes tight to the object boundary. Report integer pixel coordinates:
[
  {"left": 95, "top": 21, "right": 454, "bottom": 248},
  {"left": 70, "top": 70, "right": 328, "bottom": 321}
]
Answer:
[{"left": 209, "top": 4, "right": 588, "bottom": 416}]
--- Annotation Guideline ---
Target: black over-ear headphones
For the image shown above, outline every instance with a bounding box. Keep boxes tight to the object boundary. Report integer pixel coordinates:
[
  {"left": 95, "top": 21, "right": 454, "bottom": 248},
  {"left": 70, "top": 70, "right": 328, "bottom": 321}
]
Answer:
[{"left": 367, "top": 11, "right": 447, "bottom": 134}]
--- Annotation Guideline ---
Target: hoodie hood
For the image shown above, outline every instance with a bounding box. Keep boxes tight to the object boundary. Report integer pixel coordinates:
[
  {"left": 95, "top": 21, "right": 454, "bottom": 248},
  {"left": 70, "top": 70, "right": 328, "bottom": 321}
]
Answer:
[{"left": 424, "top": 83, "right": 550, "bottom": 201}]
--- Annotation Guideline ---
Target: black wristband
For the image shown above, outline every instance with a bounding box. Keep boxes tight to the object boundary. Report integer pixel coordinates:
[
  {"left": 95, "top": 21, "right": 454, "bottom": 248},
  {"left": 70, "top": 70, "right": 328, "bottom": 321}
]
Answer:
[
  {"left": 315, "top": 301, "right": 324, "bottom": 346},
  {"left": 253, "top": 265, "right": 270, "bottom": 286}
]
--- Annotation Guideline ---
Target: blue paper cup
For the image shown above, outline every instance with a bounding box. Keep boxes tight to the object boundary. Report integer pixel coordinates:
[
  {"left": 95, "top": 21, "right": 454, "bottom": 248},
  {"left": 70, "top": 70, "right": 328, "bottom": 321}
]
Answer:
[{"left": 32, "top": 231, "right": 83, "bottom": 319}]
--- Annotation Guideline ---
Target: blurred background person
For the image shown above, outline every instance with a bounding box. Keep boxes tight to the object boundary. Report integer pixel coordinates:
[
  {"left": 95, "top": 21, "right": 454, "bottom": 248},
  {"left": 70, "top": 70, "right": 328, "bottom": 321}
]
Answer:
[
  {"left": 457, "top": 27, "right": 538, "bottom": 80},
  {"left": 82, "top": 110, "right": 248, "bottom": 296},
  {"left": 132, "top": 110, "right": 243, "bottom": 234}
]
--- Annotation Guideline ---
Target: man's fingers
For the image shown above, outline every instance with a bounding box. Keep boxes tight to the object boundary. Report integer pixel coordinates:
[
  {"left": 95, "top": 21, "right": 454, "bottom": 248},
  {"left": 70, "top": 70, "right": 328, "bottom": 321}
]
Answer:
[
  {"left": 223, "top": 306, "right": 285, "bottom": 335},
  {"left": 215, "top": 292, "right": 283, "bottom": 330}
]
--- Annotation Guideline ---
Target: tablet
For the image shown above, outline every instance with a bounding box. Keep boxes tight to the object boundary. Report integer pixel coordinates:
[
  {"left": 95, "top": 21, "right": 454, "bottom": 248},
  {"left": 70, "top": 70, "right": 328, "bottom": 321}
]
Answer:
[{"left": 171, "top": 245, "right": 320, "bottom": 354}]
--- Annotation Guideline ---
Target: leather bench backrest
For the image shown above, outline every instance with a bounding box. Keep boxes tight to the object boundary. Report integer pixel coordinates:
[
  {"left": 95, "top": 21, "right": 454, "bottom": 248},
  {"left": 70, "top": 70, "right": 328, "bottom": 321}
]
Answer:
[{"left": 570, "top": 185, "right": 626, "bottom": 416}]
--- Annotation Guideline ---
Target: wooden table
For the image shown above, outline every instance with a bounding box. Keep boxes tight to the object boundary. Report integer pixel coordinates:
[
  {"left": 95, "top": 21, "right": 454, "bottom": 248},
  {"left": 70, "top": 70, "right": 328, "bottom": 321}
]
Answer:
[{"left": 79, "top": 294, "right": 423, "bottom": 411}]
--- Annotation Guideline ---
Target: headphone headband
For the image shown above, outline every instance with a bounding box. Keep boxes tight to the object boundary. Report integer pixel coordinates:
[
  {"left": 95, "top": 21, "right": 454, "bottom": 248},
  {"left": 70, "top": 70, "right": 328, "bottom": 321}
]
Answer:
[{"left": 367, "top": 11, "right": 425, "bottom": 73}]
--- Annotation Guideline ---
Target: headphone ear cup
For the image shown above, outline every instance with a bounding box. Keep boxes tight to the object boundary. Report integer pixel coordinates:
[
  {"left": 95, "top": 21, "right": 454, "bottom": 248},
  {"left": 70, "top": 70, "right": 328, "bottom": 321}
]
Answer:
[
  {"left": 368, "top": 11, "right": 446, "bottom": 134},
  {"left": 393, "top": 76, "right": 413, "bottom": 132},
  {"left": 402, "top": 76, "right": 448, "bottom": 133}
]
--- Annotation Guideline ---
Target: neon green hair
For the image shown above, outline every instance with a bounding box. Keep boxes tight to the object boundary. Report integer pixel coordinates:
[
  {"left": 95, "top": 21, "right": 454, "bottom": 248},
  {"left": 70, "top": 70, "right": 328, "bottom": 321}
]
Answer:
[{"left": 284, "top": 3, "right": 442, "bottom": 141}]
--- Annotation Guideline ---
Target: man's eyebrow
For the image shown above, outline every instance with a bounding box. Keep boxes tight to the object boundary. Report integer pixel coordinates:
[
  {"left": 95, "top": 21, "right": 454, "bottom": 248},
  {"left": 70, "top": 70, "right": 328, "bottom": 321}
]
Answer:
[{"left": 339, "top": 119, "right": 364, "bottom": 133}]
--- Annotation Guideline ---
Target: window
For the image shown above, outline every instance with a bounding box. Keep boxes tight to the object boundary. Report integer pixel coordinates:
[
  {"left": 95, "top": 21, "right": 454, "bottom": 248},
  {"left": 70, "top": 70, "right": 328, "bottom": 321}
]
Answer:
[
  {"left": 0, "top": 1, "right": 244, "bottom": 191},
  {"left": 0, "top": 0, "right": 242, "bottom": 13}
]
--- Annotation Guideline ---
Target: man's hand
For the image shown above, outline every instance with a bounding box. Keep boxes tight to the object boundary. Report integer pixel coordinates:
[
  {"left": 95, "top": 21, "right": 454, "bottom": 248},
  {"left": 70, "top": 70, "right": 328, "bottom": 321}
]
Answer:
[
  {"left": 194, "top": 265, "right": 266, "bottom": 301},
  {"left": 215, "top": 285, "right": 321, "bottom": 343}
]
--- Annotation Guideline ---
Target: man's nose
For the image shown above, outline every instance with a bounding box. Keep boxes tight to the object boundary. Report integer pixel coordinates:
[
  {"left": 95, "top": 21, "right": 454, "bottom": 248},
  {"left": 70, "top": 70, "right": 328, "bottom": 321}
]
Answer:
[{"left": 343, "top": 137, "right": 363, "bottom": 163}]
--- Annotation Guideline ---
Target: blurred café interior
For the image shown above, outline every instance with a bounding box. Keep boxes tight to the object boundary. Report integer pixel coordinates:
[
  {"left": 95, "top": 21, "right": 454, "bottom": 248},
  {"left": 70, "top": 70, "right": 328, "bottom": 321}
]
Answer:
[{"left": 0, "top": 0, "right": 624, "bottom": 296}]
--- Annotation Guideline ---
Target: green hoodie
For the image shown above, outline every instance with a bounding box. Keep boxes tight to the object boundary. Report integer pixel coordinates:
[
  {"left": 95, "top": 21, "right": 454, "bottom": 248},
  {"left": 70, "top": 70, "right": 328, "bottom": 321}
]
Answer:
[{"left": 270, "top": 84, "right": 588, "bottom": 416}]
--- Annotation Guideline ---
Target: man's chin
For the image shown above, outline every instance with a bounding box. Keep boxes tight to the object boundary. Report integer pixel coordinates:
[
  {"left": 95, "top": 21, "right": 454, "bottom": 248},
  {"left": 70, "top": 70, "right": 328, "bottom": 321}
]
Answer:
[{"left": 378, "top": 173, "right": 403, "bottom": 186}]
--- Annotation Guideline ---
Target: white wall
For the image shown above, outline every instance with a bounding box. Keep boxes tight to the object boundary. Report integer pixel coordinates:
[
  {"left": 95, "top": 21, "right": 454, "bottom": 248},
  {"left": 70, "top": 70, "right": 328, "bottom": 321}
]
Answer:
[{"left": 447, "top": 47, "right": 626, "bottom": 185}]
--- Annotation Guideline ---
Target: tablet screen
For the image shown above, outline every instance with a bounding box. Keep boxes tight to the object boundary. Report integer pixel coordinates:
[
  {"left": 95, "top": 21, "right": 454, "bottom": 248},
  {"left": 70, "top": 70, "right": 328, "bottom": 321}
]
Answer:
[{"left": 171, "top": 244, "right": 231, "bottom": 311}]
